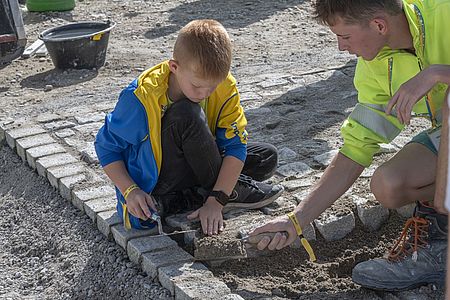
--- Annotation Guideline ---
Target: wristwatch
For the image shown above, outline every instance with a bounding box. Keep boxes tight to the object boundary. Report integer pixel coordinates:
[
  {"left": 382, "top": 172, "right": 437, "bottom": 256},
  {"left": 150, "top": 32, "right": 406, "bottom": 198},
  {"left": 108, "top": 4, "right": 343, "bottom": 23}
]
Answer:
[{"left": 208, "top": 190, "right": 229, "bottom": 206}]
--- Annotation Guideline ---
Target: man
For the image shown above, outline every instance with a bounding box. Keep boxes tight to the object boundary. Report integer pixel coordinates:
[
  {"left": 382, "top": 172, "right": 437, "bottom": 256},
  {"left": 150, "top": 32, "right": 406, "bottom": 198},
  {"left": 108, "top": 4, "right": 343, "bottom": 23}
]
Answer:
[{"left": 251, "top": 0, "right": 450, "bottom": 291}]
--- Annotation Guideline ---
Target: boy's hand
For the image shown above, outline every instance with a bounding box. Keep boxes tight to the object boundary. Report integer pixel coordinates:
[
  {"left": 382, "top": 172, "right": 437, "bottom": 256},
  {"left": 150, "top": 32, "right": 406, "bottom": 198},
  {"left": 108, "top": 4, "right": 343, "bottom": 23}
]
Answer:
[
  {"left": 126, "top": 188, "right": 157, "bottom": 220},
  {"left": 187, "top": 196, "right": 224, "bottom": 236}
]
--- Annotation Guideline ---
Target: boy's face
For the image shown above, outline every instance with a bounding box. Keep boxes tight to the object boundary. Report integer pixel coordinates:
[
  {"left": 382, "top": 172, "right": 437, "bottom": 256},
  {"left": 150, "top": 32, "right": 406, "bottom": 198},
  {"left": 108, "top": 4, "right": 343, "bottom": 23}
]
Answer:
[
  {"left": 329, "top": 17, "right": 387, "bottom": 61},
  {"left": 170, "top": 60, "right": 223, "bottom": 103}
]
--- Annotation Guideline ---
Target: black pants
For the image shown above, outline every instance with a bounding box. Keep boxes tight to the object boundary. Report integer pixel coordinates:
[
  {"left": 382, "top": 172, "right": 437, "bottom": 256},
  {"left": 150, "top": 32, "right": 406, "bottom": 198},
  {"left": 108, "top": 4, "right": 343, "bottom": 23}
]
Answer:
[{"left": 152, "top": 99, "right": 278, "bottom": 214}]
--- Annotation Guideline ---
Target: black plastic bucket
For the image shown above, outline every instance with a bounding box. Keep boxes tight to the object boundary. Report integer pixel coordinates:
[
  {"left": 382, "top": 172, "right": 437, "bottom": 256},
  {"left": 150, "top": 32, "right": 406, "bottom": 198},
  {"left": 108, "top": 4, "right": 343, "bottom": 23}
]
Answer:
[{"left": 39, "top": 21, "right": 115, "bottom": 69}]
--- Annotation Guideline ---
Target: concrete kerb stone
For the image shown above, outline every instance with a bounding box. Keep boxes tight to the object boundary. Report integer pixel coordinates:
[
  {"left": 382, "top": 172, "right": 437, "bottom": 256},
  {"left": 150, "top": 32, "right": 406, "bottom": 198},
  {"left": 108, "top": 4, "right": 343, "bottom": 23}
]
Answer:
[
  {"left": 84, "top": 196, "right": 117, "bottom": 222},
  {"left": 158, "top": 262, "right": 231, "bottom": 299},
  {"left": 72, "top": 185, "right": 116, "bottom": 212},
  {"left": 5, "top": 125, "right": 47, "bottom": 149},
  {"left": 26, "top": 143, "right": 66, "bottom": 169},
  {"left": 59, "top": 173, "right": 88, "bottom": 200},
  {"left": 158, "top": 262, "right": 216, "bottom": 295},
  {"left": 97, "top": 210, "right": 122, "bottom": 240},
  {"left": 127, "top": 235, "right": 178, "bottom": 265},
  {"left": 111, "top": 224, "right": 158, "bottom": 249},
  {"left": 142, "top": 247, "right": 194, "bottom": 279},
  {"left": 36, "top": 153, "right": 79, "bottom": 177},
  {"left": 47, "top": 163, "right": 86, "bottom": 188},
  {"left": 15, "top": 133, "right": 56, "bottom": 161}
]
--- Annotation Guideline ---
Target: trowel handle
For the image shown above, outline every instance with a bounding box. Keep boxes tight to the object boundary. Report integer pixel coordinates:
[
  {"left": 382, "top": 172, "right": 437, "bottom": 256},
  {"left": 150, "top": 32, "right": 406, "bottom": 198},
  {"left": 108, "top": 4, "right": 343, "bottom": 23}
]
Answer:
[{"left": 243, "top": 231, "right": 288, "bottom": 244}]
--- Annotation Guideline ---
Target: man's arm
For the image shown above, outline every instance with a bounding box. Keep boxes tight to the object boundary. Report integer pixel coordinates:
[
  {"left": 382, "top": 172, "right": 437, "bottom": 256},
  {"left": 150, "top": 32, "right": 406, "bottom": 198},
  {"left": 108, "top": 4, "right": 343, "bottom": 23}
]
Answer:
[{"left": 251, "top": 152, "right": 364, "bottom": 250}]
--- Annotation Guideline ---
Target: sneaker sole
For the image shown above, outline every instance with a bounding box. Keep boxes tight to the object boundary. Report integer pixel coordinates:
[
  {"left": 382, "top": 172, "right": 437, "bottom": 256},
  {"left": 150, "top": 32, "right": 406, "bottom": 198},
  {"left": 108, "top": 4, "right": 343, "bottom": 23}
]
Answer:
[{"left": 222, "top": 186, "right": 284, "bottom": 213}]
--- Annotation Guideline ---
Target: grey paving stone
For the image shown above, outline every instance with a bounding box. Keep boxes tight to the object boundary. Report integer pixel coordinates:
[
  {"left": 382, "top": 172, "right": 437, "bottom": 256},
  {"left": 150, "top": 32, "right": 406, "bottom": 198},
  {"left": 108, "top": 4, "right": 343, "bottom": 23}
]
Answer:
[
  {"left": 54, "top": 128, "right": 75, "bottom": 139},
  {"left": 36, "top": 153, "right": 78, "bottom": 177},
  {"left": 97, "top": 210, "right": 121, "bottom": 240},
  {"left": 26, "top": 143, "right": 66, "bottom": 170},
  {"left": 36, "top": 113, "right": 62, "bottom": 123},
  {"left": 59, "top": 173, "right": 87, "bottom": 200},
  {"left": 278, "top": 147, "right": 298, "bottom": 162},
  {"left": 314, "top": 212, "right": 355, "bottom": 241},
  {"left": 47, "top": 163, "right": 86, "bottom": 188},
  {"left": 84, "top": 196, "right": 117, "bottom": 221},
  {"left": 352, "top": 195, "right": 389, "bottom": 231},
  {"left": 142, "top": 247, "right": 194, "bottom": 279},
  {"left": 74, "top": 112, "right": 105, "bottom": 124},
  {"left": 281, "top": 178, "right": 314, "bottom": 192},
  {"left": 5, "top": 126, "right": 46, "bottom": 149},
  {"left": 395, "top": 203, "right": 416, "bottom": 218},
  {"left": 16, "top": 133, "right": 55, "bottom": 161},
  {"left": 313, "top": 150, "right": 339, "bottom": 167},
  {"left": 222, "top": 294, "right": 245, "bottom": 300},
  {"left": 80, "top": 142, "right": 99, "bottom": 164},
  {"left": 158, "top": 262, "right": 214, "bottom": 295},
  {"left": 174, "top": 275, "right": 231, "bottom": 300},
  {"left": 73, "top": 122, "right": 103, "bottom": 136},
  {"left": 43, "top": 120, "right": 76, "bottom": 131},
  {"left": 127, "top": 235, "right": 177, "bottom": 265},
  {"left": 72, "top": 185, "right": 116, "bottom": 211},
  {"left": 276, "top": 162, "right": 313, "bottom": 178},
  {"left": 111, "top": 224, "right": 158, "bottom": 249}
]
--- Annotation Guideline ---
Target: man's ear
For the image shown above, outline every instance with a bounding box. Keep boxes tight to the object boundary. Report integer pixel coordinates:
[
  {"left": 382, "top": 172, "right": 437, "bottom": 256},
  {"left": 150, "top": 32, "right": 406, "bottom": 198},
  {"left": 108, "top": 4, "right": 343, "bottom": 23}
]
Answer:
[
  {"left": 371, "top": 18, "right": 388, "bottom": 35},
  {"left": 168, "top": 59, "right": 179, "bottom": 73}
]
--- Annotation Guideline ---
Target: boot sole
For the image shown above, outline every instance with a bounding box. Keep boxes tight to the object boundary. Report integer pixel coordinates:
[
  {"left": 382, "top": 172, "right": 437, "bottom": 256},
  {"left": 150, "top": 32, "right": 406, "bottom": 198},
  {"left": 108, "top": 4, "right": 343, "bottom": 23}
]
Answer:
[
  {"left": 352, "top": 271, "right": 446, "bottom": 292},
  {"left": 222, "top": 186, "right": 284, "bottom": 213}
]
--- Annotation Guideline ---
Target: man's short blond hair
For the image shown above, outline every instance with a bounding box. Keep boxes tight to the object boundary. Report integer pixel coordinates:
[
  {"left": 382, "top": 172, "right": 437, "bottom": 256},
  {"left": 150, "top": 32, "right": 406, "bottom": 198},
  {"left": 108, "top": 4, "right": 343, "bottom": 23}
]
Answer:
[{"left": 173, "top": 19, "right": 232, "bottom": 80}]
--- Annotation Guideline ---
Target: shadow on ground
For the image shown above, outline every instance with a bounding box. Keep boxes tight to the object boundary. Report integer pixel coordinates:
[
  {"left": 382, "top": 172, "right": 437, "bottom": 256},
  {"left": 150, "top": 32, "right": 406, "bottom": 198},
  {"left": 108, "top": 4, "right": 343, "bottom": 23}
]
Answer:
[{"left": 145, "top": 0, "right": 305, "bottom": 39}]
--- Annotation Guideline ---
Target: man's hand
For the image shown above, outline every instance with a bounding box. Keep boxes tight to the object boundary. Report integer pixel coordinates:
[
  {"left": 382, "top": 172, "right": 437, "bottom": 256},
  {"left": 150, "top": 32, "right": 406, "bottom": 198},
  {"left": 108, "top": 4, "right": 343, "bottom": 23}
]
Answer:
[
  {"left": 187, "top": 196, "right": 224, "bottom": 236},
  {"left": 126, "top": 189, "right": 157, "bottom": 220},
  {"left": 385, "top": 66, "right": 439, "bottom": 125},
  {"left": 249, "top": 214, "right": 298, "bottom": 251}
]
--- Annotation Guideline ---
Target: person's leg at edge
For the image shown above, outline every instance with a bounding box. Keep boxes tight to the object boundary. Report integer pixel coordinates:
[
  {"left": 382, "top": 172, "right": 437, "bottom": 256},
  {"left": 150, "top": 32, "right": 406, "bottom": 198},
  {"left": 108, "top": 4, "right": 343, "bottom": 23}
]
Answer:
[
  {"left": 352, "top": 137, "right": 447, "bottom": 291},
  {"left": 242, "top": 142, "right": 278, "bottom": 182}
]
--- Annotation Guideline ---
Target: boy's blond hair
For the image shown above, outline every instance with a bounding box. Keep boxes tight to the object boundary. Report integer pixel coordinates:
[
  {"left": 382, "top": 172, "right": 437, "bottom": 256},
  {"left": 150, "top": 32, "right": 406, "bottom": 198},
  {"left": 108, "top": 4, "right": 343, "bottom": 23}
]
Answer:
[{"left": 173, "top": 19, "right": 232, "bottom": 81}]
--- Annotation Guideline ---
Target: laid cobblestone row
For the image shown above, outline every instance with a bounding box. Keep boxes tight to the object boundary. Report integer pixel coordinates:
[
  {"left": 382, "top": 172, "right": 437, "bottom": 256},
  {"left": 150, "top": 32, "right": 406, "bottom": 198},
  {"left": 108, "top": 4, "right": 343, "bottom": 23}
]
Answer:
[
  {"left": 25, "top": 143, "right": 66, "bottom": 169},
  {"left": 47, "top": 163, "right": 86, "bottom": 188},
  {"left": 142, "top": 247, "right": 194, "bottom": 279},
  {"left": 5, "top": 125, "right": 46, "bottom": 149},
  {"left": 35, "top": 153, "right": 79, "bottom": 177},
  {"left": 127, "top": 235, "right": 178, "bottom": 265},
  {"left": 72, "top": 185, "right": 116, "bottom": 211},
  {"left": 158, "top": 262, "right": 231, "bottom": 298},
  {"left": 15, "top": 133, "right": 55, "bottom": 161},
  {"left": 83, "top": 196, "right": 117, "bottom": 222},
  {"left": 96, "top": 210, "right": 122, "bottom": 240}
]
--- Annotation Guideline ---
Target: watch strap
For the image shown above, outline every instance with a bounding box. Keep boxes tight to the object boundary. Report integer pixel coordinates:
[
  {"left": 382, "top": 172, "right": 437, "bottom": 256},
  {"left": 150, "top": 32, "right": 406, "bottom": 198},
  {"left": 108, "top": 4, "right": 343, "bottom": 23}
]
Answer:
[{"left": 208, "top": 190, "right": 229, "bottom": 206}]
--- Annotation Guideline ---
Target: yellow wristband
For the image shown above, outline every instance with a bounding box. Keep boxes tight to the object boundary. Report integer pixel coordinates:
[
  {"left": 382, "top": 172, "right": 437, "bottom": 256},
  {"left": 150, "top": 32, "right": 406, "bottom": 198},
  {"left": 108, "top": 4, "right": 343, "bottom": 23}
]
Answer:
[
  {"left": 287, "top": 211, "right": 317, "bottom": 262},
  {"left": 123, "top": 183, "right": 139, "bottom": 201}
]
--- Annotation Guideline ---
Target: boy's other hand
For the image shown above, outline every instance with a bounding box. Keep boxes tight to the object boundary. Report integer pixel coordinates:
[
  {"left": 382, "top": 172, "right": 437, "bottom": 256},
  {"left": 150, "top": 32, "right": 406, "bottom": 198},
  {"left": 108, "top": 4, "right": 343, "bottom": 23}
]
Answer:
[
  {"left": 126, "top": 189, "right": 157, "bottom": 220},
  {"left": 187, "top": 196, "right": 224, "bottom": 236}
]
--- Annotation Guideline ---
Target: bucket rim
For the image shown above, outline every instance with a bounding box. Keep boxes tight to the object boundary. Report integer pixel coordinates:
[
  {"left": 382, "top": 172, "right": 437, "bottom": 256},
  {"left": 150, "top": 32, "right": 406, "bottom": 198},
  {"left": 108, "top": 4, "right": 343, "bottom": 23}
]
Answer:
[{"left": 39, "top": 20, "right": 116, "bottom": 42}]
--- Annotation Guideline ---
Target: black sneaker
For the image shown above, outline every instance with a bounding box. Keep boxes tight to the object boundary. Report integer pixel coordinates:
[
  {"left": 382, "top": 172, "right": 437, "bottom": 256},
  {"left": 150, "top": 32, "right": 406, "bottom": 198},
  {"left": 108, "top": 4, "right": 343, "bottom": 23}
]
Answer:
[{"left": 223, "top": 174, "right": 284, "bottom": 213}]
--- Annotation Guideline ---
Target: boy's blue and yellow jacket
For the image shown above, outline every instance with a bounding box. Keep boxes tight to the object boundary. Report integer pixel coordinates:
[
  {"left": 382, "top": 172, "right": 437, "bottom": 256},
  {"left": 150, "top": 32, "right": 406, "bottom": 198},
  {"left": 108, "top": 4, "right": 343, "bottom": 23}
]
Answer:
[
  {"left": 95, "top": 61, "right": 248, "bottom": 228},
  {"left": 340, "top": 0, "right": 450, "bottom": 167}
]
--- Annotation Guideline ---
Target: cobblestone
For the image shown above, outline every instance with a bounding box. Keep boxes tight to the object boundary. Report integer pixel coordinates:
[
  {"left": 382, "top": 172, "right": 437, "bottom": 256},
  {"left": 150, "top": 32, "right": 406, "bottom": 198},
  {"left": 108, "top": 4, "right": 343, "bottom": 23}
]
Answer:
[
  {"left": 315, "top": 212, "right": 355, "bottom": 241},
  {"left": 36, "top": 153, "right": 79, "bottom": 177},
  {"left": 72, "top": 185, "right": 116, "bottom": 211},
  {"left": 26, "top": 143, "right": 66, "bottom": 170},
  {"left": 5, "top": 126, "right": 46, "bottom": 149},
  {"left": 142, "top": 247, "right": 194, "bottom": 279},
  {"left": 84, "top": 196, "right": 117, "bottom": 221},
  {"left": 127, "top": 235, "right": 177, "bottom": 265},
  {"left": 47, "top": 163, "right": 86, "bottom": 188},
  {"left": 97, "top": 210, "right": 122, "bottom": 240},
  {"left": 15, "top": 133, "right": 55, "bottom": 161},
  {"left": 111, "top": 224, "right": 158, "bottom": 249}
]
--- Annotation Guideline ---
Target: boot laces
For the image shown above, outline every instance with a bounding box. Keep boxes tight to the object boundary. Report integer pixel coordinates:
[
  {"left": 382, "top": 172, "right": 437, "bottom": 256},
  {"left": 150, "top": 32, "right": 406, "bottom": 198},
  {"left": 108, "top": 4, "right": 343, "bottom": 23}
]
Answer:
[
  {"left": 238, "top": 174, "right": 262, "bottom": 192},
  {"left": 387, "top": 216, "right": 429, "bottom": 262}
]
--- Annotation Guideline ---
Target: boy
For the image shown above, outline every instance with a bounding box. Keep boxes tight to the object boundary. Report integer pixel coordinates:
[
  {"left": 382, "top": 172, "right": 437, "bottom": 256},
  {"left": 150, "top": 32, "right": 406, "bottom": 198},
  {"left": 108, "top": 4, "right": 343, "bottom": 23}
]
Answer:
[
  {"left": 251, "top": 0, "right": 450, "bottom": 291},
  {"left": 95, "top": 20, "right": 283, "bottom": 236}
]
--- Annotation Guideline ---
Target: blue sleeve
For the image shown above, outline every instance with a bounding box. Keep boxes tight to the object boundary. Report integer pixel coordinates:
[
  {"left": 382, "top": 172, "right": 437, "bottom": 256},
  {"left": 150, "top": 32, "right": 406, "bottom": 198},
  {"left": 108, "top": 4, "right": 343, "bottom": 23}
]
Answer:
[
  {"left": 215, "top": 127, "right": 247, "bottom": 162},
  {"left": 95, "top": 82, "right": 148, "bottom": 167}
]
